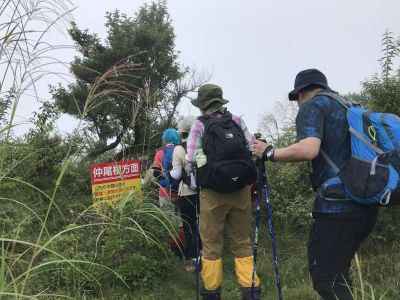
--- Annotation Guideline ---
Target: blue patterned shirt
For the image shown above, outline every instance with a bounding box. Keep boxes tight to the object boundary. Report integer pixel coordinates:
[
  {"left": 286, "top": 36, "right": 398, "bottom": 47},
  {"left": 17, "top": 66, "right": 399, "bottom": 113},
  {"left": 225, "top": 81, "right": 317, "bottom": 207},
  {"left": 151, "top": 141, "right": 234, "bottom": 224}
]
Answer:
[{"left": 296, "top": 94, "right": 366, "bottom": 214}]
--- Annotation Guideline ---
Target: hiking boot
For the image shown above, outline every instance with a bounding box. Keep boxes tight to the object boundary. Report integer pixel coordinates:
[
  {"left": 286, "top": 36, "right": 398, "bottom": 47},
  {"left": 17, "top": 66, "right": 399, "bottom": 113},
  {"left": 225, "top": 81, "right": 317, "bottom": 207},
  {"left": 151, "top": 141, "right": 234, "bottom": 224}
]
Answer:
[
  {"left": 241, "top": 287, "right": 261, "bottom": 300},
  {"left": 201, "top": 288, "right": 221, "bottom": 300}
]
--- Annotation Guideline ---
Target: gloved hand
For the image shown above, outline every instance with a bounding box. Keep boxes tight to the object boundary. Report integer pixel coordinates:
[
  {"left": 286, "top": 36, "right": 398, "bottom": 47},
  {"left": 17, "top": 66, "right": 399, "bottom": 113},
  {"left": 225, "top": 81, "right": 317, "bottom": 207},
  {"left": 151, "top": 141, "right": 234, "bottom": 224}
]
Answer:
[{"left": 195, "top": 149, "right": 207, "bottom": 168}]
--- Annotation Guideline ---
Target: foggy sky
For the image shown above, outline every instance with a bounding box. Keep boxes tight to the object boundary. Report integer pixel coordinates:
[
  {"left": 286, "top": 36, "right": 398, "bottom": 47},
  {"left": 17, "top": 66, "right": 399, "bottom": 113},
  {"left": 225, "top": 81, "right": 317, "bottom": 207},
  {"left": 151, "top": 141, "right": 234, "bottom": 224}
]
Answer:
[{"left": 13, "top": 0, "right": 400, "bottom": 134}]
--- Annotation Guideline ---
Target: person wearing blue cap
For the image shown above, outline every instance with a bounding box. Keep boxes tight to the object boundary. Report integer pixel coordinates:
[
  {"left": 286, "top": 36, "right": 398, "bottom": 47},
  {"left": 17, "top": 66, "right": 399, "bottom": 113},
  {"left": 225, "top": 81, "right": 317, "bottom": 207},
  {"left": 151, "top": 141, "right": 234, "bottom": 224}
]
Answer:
[{"left": 152, "top": 128, "right": 181, "bottom": 210}]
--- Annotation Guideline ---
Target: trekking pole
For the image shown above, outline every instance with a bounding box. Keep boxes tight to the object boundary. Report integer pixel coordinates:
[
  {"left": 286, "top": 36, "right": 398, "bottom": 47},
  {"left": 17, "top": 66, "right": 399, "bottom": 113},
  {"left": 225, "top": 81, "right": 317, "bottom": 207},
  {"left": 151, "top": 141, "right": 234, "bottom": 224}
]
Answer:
[
  {"left": 192, "top": 167, "right": 201, "bottom": 300},
  {"left": 256, "top": 158, "right": 283, "bottom": 300},
  {"left": 251, "top": 184, "right": 261, "bottom": 300}
]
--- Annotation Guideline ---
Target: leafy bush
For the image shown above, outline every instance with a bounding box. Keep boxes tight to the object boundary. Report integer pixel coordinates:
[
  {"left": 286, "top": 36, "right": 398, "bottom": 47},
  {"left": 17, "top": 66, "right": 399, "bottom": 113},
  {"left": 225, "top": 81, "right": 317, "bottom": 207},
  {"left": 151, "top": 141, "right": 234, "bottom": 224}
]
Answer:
[
  {"left": 31, "top": 199, "right": 177, "bottom": 296},
  {"left": 258, "top": 127, "right": 314, "bottom": 231},
  {"left": 360, "top": 30, "right": 400, "bottom": 242},
  {"left": 0, "top": 133, "right": 91, "bottom": 240}
]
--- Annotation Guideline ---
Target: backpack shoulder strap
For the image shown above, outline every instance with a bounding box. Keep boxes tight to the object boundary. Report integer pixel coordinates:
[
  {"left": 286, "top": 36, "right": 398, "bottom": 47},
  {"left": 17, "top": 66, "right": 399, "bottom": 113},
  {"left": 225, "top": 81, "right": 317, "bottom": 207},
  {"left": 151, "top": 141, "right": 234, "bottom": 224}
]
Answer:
[
  {"left": 316, "top": 91, "right": 351, "bottom": 109},
  {"left": 320, "top": 149, "right": 340, "bottom": 175},
  {"left": 316, "top": 93, "right": 348, "bottom": 174},
  {"left": 197, "top": 115, "right": 208, "bottom": 124},
  {"left": 198, "top": 115, "right": 216, "bottom": 136},
  {"left": 198, "top": 112, "right": 230, "bottom": 142},
  {"left": 223, "top": 110, "right": 233, "bottom": 119},
  {"left": 229, "top": 112, "right": 247, "bottom": 141}
]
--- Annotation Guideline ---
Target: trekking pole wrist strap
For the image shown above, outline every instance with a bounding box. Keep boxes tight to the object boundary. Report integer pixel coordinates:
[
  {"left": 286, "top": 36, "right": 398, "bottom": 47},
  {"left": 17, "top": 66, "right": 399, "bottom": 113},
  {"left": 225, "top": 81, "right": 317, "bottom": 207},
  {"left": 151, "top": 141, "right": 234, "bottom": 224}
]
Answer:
[{"left": 263, "top": 145, "right": 276, "bottom": 162}]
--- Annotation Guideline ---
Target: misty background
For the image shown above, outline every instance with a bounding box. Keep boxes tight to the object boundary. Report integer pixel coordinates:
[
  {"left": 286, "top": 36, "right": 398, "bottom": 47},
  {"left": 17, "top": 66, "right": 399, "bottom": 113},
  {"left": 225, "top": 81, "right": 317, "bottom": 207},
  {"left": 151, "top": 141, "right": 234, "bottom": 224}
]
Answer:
[{"left": 13, "top": 0, "right": 400, "bottom": 134}]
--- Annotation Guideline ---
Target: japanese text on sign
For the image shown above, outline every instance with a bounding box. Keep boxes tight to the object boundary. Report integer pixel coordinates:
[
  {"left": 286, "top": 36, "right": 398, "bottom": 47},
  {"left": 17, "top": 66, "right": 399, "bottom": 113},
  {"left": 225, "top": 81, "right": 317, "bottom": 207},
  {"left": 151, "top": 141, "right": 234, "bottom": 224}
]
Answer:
[{"left": 90, "top": 160, "right": 142, "bottom": 204}]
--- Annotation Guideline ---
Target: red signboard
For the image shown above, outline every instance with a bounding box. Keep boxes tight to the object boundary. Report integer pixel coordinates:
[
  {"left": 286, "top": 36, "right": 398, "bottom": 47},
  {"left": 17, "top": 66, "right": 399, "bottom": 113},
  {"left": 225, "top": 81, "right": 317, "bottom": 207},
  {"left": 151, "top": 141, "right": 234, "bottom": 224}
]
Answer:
[
  {"left": 90, "top": 160, "right": 141, "bottom": 184},
  {"left": 90, "top": 160, "right": 142, "bottom": 204}
]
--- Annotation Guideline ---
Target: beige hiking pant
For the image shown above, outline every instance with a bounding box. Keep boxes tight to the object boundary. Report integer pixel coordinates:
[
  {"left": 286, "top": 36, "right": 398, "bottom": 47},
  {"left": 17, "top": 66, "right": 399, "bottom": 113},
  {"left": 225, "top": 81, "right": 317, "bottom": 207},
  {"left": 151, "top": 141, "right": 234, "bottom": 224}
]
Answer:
[{"left": 200, "top": 185, "right": 253, "bottom": 259}]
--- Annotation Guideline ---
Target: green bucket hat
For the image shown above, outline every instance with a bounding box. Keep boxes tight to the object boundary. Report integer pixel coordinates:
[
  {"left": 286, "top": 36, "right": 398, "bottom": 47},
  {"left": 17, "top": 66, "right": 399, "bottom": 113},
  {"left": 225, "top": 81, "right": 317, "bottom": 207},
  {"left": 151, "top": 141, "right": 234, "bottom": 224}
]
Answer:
[{"left": 191, "top": 84, "right": 229, "bottom": 112}]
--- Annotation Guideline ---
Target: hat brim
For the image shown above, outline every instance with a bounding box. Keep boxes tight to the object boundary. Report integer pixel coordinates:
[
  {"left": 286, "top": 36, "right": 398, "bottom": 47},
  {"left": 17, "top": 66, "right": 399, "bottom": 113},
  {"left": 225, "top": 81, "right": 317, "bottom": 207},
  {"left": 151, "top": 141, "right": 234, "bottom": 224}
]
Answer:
[
  {"left": 190, "top": 98, "right": 200, "bottom": 107},
  {"left": 288, "top": 83, "right": 330, "bottom": 101},
  {"left": 191, "top": 97, "right": 229, "bottom": 108},
  {"left": 288, "top": 84, "right": 310, "bottom": 101}
]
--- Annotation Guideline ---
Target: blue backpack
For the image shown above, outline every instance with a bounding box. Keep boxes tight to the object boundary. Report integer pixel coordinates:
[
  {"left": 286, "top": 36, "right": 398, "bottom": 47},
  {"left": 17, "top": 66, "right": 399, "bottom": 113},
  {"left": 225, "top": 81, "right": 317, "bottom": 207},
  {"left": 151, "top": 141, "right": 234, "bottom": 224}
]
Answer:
[
  {"left": 159, "top": 144, "right": 180, "bottom": 193},
  {"left": 319, "top": 91, "right": 400, "bottom": 206}
]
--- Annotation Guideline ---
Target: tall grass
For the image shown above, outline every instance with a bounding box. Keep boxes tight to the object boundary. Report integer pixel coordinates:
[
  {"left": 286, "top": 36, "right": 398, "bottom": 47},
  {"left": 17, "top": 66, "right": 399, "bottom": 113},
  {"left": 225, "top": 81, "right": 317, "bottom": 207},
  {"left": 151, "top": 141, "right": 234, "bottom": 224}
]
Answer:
[
  {"left": 0, "top": 1, "right": 178, "bottom": 299},
  {"left": 0, "top": 0, "right": 74, "bottom": 140},
  {"left": 351, "top": 253, "right": 393, "bottom": 300}
]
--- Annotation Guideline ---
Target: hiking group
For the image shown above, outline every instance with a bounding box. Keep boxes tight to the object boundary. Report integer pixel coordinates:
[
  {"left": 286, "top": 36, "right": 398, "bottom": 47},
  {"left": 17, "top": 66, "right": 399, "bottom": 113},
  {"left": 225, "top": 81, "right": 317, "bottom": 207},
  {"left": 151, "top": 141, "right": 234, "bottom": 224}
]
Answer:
[{"left": 150, "top": 68, "right": 400, "bottom": 300}]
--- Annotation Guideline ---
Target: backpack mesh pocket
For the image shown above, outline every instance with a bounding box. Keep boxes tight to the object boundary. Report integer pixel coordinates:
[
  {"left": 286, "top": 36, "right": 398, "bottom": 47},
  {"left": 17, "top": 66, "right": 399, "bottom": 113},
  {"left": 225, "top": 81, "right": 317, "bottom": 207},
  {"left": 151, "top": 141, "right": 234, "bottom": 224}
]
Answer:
[{"left": 339, "top": 157, "right": 389, "bottom": 199}]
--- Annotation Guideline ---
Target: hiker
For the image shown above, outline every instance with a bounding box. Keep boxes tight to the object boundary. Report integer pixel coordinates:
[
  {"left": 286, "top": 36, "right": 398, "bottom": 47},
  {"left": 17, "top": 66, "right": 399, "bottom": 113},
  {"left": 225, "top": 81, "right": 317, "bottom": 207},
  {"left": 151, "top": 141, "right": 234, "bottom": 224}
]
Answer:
[
  {"left": 186, "top": 84, "right": 261, "bottom": 300},
  {"left": 169, "top": 116, "right": 200, "bottom": 272},
  {"left": 253, "top": 69, "right": 379, "bottom": 300},
  {"left": 151, "top": 128, "right": 181, "bottom": 212}
]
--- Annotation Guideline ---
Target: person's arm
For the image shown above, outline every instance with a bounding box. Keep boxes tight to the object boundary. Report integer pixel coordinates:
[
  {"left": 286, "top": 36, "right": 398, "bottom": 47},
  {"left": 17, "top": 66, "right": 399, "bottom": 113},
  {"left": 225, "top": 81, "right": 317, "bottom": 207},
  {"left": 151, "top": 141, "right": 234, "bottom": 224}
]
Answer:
[
  {"left": 185, "top": 119, "right": 204, "bottom": 164},
  {"left": 253, "top": 138, "right": 321, "bottom": 162},
  {"left": 253, "top": 100, "right": 324, "bottom": 162},
  {"left": 170, "top": 146, "right": 184, "bottom": 180}
]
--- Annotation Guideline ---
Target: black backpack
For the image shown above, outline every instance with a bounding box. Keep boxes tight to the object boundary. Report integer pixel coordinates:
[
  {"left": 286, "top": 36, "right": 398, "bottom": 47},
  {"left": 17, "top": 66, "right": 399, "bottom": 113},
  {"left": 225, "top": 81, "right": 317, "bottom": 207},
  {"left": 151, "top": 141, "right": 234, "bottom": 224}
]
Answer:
[{"left": 196, "top": 111, "right": 257, "bottom": 193}]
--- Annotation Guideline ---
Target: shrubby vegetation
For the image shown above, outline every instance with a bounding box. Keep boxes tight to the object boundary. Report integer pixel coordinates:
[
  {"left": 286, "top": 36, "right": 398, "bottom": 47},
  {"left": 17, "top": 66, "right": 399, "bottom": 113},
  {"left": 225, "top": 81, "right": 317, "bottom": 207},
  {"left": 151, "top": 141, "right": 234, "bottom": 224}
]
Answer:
[
  {"left": 0, "top": 1, "right": 182, "bottom": 298},
  {"left": 0, "top": 1, "right": 399, "bottom": 299}
]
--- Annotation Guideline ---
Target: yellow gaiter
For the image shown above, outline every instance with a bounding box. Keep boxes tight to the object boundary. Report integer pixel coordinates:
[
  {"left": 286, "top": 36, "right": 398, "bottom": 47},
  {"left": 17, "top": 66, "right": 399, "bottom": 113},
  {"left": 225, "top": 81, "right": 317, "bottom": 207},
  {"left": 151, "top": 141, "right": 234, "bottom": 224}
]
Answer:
[
  {"left": 235, "top": 256, "right": 261, "bottom": 287},
  {"left": 201, "top": 258, "right": 223, "bottom": 290}
]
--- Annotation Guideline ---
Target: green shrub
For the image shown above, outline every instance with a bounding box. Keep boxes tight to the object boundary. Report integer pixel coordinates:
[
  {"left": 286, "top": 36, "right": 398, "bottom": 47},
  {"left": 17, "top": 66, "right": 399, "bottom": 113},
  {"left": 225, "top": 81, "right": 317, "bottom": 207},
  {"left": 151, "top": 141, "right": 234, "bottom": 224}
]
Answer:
[{"left": 30, "top": 200, "right": 176, "bottom": 296}]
